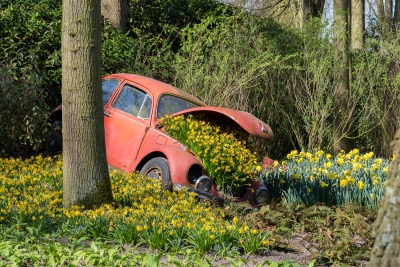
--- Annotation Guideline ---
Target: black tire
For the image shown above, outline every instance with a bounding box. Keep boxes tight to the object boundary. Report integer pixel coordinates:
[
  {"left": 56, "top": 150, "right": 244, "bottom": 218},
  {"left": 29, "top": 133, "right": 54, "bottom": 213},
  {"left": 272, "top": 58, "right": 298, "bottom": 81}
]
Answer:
[
  {"left": 139, "top": 157, "right": 172, "bottom": 191},
  {"left": 43, "top": 120, "right": 62, "bottom": 156}
]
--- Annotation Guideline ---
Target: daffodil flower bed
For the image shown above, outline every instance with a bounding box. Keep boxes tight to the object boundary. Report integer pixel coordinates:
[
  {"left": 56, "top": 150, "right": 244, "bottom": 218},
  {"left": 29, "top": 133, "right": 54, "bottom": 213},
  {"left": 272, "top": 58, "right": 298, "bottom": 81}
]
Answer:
[
  {"left": 260, "top": 149, "right": 393, "bottom": 209},
  {"left": 160, "top": 114, "right": 259, "bottom": 191},
  {"left": 0, "top": 155, "right": 271, "bottom": 255}
]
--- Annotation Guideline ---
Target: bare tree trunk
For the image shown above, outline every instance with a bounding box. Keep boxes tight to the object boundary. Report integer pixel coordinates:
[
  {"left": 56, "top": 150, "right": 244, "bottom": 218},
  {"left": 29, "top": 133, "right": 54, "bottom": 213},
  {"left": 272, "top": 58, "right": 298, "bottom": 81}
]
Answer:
[
  {"left": 385, "top": 0, "right": 394, "bottom": 26},
  {"left": 351, "top": 0, "right": 365, "bottom": 51},
  {"left": 333, "top": 0, "right": 355, "bottom": 154},
  {"left": 62, "top": 0, "right": 114, "bottom": 209},
  {"left": 377, "top": 0, "right": 385, "bottom": 23},
  {"left": 370, "top": 129, "right": 400, "bottom": 266},
  {"left": 101, "top": 0, "right": 126, "bottom": 32},
  {"left": 377, "top": 0, "right": 396, "bottom": 35},
  {"left": 381, "top": 0, "right": 400, "bottom": 158},
  {"left": 394, "top": 0, "right": 400, "bottom": 31}
]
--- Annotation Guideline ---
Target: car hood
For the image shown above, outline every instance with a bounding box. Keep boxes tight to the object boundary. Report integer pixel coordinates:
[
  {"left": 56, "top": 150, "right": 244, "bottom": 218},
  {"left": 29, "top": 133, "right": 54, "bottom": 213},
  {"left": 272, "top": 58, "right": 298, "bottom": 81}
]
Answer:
[{"left": 170, "top": 106, "right": 274, "bottom": 140}]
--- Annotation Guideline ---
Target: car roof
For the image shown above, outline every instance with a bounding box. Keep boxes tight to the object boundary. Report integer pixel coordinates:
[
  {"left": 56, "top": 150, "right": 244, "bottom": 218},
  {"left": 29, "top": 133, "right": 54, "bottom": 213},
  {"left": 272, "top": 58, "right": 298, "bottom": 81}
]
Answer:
[{"left": 106, "top": 73, "right": 206, "bottom": 106}]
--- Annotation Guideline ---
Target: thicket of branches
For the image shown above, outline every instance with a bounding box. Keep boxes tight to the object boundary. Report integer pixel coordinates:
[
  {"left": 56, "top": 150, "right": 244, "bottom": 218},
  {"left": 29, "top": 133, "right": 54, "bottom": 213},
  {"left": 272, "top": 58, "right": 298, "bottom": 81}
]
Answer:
[{"left": 0, "top": 0, "right": 399, "bottom": 158}]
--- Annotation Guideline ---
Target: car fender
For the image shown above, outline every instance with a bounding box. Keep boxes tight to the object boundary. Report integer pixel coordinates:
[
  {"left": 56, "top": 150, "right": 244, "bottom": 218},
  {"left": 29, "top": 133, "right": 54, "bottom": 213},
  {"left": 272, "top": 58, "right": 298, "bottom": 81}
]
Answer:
[{"left": 134, "top": 133, "right": 206, "bottom": 186}]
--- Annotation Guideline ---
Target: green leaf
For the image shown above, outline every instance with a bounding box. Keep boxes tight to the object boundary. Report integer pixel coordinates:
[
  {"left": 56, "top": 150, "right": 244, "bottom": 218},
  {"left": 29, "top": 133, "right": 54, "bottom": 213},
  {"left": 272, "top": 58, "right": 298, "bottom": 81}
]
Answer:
[{"left": 142, "top": 254, "right": 158, "bottom": 267}]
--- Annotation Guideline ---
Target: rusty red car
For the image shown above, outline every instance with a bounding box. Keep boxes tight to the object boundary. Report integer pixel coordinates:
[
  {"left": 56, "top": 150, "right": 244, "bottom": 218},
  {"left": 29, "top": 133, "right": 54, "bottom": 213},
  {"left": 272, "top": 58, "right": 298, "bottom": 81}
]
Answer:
[{"left": 46, "top": 73, "right": 274, "bottom": 206}]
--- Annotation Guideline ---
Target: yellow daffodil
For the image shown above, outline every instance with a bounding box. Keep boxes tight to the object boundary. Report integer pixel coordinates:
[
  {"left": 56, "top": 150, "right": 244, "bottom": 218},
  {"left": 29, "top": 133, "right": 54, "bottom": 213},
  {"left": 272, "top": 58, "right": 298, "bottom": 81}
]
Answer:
[{"left": 357, "top": 181, "right": 364, "bottom": 190}]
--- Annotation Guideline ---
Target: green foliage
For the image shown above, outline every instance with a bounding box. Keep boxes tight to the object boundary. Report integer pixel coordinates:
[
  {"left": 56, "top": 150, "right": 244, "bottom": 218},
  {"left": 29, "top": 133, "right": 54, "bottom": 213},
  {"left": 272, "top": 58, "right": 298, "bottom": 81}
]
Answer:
[
  {"left": 351, "top": 35, "right": 400, "bottom": 157},
  {"left": 0, "top": 64, "right": 51, "bottom": 157},
  {"left": 2, "top": 0, "right": 400, "bottom": 159},
  {"left": 0, "top": 0, "right": 62, "bottom": 105},
  {"left": 0, "top": 0, "right": 61, "bottom": 157},
  {"left": 0, "top": 233, "right": 314, "bottom": 266},
  {"left": 101, "top": 23, "right": 175, "bottom": 81},
  {"left": 126, "top": 0, "right": 227, "bottom": 51},
  {"left": 259, "top": 149, "right": 391, "bottom": 209},
  {"left": 172, "top": 12, "right": 400, "bottom": 157},
  {"left": 101, "top": 24, "right": 141, "bottom": 75},
  {"left": 171, "top": 12, "right": 303, "bottom": 158}
]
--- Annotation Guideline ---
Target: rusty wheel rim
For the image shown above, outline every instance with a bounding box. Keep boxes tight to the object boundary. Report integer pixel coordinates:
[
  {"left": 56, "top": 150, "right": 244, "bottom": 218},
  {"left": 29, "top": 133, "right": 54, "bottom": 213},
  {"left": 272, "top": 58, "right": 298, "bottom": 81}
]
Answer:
[{"left": 144, "top": 166, "right": 162, "bottom": 180}]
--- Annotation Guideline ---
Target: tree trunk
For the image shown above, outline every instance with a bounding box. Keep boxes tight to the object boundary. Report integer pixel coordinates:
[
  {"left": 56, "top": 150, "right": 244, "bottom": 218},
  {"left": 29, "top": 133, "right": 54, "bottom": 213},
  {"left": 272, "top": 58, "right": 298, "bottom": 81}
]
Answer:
[
  {"left": 303, "top": 0, "right": 325, "bottom": 23},
  {"left": 394, "top": 0, "right": 400, "bottom": 31},
  {"left": 62, "top": 0, "right": 114, "bottom": 209},
  {"left": 385, "top": 0, "right": 394, "bottom": 27},
  {"left": 101, "top": 0, "right": 126, "bottom": 32},
  {"left": 333, "top": 0, "right": 355, "bottom": 154},
  {"left": 350, "top": 0, "right": 365, "bottom": 51},
  {"left": 377, "top": 0, "right": 385, "bottom": 24},
  {"left": 377, "top": 0, "right": 395, "bottom": 35},
  {"left": 370, "top": 129, "right": 400, "bottom": 266}
]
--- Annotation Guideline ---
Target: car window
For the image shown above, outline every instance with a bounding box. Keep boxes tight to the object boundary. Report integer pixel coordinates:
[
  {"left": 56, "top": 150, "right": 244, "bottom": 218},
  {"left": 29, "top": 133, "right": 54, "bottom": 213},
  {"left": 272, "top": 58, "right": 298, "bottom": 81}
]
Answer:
[
  {"left": 102, "top": 79, "right": 120, "bottom": 104},
  {"left": 137, "top": 95, "right": 152, "bottom": 119},
  {"left": 112, "top": 84, "right": 152, "bottom": 119},
  {"left": 157, "top": 94, "right": 200, "bottom": 119}
]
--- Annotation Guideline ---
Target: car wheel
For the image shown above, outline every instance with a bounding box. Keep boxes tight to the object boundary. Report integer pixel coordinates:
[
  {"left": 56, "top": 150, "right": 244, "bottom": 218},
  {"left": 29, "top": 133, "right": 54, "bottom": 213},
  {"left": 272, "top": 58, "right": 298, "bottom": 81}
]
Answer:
[
  {"left": 43, "top": 120, "right": 62, "bottom": 156},
  {"left": 139, "top": 157, "right": 172, "bottom": 191}
]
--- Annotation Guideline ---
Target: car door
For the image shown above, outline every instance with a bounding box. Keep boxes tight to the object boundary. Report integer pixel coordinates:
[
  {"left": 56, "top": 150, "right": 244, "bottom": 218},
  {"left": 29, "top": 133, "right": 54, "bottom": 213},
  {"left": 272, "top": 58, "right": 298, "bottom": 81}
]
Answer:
[{"left": 103, "top": 82, "right": 152, "bottom": 171}]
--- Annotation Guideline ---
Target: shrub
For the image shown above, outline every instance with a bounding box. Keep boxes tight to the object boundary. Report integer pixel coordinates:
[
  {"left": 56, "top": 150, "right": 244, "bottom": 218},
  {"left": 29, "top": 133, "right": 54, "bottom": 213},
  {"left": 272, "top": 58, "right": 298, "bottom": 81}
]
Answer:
[
  {"left": 0, "top": 0, "right": 62, "bottom": 105},
  {"left": 0, "top": 63, "right": 51, "bottom": 157}
]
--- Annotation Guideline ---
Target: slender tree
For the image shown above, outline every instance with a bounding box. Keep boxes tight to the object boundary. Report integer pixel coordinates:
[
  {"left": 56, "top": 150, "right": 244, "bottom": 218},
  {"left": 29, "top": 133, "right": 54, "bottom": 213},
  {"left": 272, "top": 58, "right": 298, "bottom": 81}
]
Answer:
[
  {"left": 303, "top": 0, "right": 325, "bottom": 23},
  {"left": 376, "top": 0, "right": 399, "bottom": 35},
  {"left": 350, "top": 0, "right": 365, "bottom": 51},
  {"left": 370, "top": 129, "right": 400, "bottom": 265},
  {"left": 395, "top": 0, "right": 400, "bottom": 31},
  {"left": 62, "top": 0, "right": 114, "bottom": 209},
  {"left": 101, "top": 0, "right": 126, "bottom": 32},
  {"left": 385, "top": 0, "right": 393, "bottom": 27},
  {"left": 376, "top": 0, "right": 385, "bottom": 23},
  {"left": 333, "top": 0, "right": 355, "bottom": 154}
]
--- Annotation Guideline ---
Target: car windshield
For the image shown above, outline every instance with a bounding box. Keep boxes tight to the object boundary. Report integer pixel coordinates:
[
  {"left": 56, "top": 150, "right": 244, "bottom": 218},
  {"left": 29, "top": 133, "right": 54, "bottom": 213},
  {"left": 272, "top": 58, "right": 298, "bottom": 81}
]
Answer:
[{"left": 157, "top": 94, "right": 200, "bottom": 119}]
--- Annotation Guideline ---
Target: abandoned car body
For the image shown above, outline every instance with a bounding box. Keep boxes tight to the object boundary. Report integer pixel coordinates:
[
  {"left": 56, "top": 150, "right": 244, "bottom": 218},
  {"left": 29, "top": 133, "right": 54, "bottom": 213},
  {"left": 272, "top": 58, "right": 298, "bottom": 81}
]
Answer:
[{"left": 48, "top": 74, "right": 274, "bottom": 206}]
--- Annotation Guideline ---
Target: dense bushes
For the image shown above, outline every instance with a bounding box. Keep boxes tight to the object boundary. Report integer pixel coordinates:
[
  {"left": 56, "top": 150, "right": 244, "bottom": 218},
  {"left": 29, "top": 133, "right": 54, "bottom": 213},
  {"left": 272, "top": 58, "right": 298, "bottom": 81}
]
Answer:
[
  {"left": 0, "top": 0, "right": 399, "bottom": 158},
  {"left": 171, "top": 14, "right": 400, "bottom": 158},
  {"left": 0, "top": 0, "right": 61, "bottom": 157},
  {"left": 0, "top": 63, "right": 51, "bottom": 157},
  {"left": 0, "top": 0, "right": 62, "bottom": 104}
]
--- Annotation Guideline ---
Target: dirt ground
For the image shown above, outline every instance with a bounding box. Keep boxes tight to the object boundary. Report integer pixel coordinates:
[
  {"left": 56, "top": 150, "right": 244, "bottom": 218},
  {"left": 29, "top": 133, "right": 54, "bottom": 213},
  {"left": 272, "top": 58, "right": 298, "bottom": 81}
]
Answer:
[{"left": 200, "top": 233, "right": 371, "bottom": 267}]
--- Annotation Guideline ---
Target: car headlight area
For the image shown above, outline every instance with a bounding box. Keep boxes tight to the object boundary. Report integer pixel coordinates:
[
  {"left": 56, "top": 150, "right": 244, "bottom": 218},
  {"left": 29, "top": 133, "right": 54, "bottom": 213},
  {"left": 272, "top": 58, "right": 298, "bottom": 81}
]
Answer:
[
  {"left": 254, "top": 187, "right": 270, "bottom": 205},
  {"left": 195, "top": 175, "right": 212, "bottom": 192}
]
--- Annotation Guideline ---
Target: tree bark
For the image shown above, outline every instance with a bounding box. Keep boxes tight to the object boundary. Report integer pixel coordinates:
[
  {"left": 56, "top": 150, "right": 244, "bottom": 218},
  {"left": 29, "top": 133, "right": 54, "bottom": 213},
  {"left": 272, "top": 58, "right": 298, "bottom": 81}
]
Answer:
[
  {"left": 394, "top": 0, "right": 400, "bottom": 31},
  {"left": 333, "top": 0, "right": 355, "bottom": 154},
  {"left": 350, "top": 0, "right": 365, "bottom": 51},
  {"left": 101, "top": 0, "right": 126, "bottom": 33},
  {"left": 377, "top": 0, "right": 385, "bottom": 24},
  {"left": 62, "top": 0, "right": 114, "bottom": 209},
  {"left": 376, "top": 0, "right": 396, "bottom": 35},
  {"left": 385, "top": 0, "right": 394, "bottom": 27},
  {"left": 370, "top": 129, "right": 400, "bottom": 266}
]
